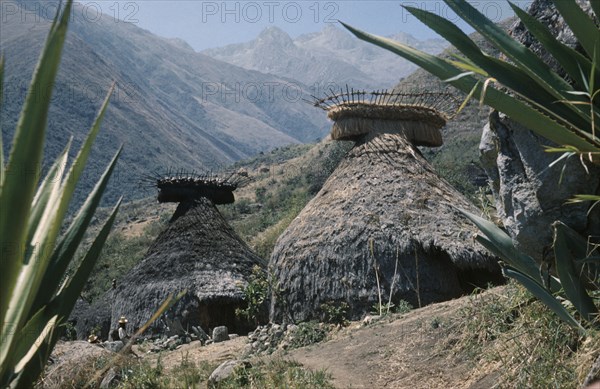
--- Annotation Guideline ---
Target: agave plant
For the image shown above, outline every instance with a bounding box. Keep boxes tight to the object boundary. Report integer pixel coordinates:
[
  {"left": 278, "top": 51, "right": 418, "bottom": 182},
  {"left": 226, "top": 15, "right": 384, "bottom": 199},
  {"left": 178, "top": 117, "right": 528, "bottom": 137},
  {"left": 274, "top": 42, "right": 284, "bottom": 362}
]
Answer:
[
  {"left": 0, "top": 1, "right": 123, "bottom": 386},
  {"left": 341, "top": 0, "right": 599, "bottom": 330}
]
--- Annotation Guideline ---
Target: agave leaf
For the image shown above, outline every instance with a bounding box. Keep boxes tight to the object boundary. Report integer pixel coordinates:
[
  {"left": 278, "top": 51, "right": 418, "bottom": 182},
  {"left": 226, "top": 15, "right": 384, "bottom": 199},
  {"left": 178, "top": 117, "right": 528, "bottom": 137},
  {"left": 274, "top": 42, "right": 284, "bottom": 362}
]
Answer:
[
  {"left": 503, "top": 267, "right": 585, "bottom": 332},
  {"left": 339, "top": 22, "right": 600, "bottom": 152},
  {"left": 567, "top": 194, "right": 600, "bottom": 202},
  {"left": 0, "top": 0, "right": 72, "bottom": 336},
  {"left": 26, "top": 85, "right": 114, "bottom": 317},
  {"left": 27, "top": 141, "right": 70, "bottom": 239},
  {"left": 442, "top": 0, "right": 574, "bottom": 101},
  {"left": 29, "top": 147, "right": 122, "bottom": 318},
  {"left": 53, "top": 84, "right": 114, "bottom": 230},
  {"left": 57, "top": 198, "right": 121, "bottom": 308},
  {"left": 3, "top": 151, "right": 69, "bottom": 364},
  {"left": 9, "top": 316, "right": 59, "bottom": 389},
  {"left": 551, "top": 0, "right": 600, "bottom": 60},
  {"left": 6, "top": 198, "right": 120, "bottom": 387},
  {"left": 458, "top": 208, "right": 560, "bottom": 291},
  {"left": 6, "top": 303, "right": 59, "bottom": 381},
  {"left": 509, "top": 2, "right": 598, "bottom": 91},
  {"left": 553, "top": 222, "right": 599, "bottom": 322},
  {"left": 405, "top": 5, "right": 590, "bottom": 130}
]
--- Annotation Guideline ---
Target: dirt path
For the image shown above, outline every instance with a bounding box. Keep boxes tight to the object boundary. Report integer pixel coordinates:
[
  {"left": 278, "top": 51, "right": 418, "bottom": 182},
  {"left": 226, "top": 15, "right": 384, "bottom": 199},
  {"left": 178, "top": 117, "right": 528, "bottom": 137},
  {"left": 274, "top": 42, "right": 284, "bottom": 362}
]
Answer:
[
  {"left": 142, "top": 288, "right": 507, "bottom": 388},
  {"left": 286, "top": 299, "right": 476, "bottom": 389}
]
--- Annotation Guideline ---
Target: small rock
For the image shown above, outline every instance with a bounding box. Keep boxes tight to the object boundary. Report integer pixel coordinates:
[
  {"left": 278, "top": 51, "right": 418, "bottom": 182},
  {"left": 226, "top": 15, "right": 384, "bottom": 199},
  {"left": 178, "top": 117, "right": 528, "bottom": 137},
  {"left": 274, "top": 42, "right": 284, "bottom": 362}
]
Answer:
[
  {"left": 99, "top": 367, "right": 119, "bottom": 388},
  {"left": 103, "top": 341, "right": 124, "bottom": 353},
  {"left": 363, "top": 315, "right": 381, "bottom": 325},
  {"left": 208, "top": 360, "right": 251, "bottom": 388},
  {"left": 192, "top": 326, "right": 209, "bottom": 341},
  {"left": 286, "top": 324, "right": 298, "bottom": 333},
  {"left": 212, "top": 326, "right": 229, "bottom": 343},
  {"left": 229, "top": 334, "right": 239, "bottom": 340},
  {"left": 242, "top": 344, "right": 253, "bottom": 357}
]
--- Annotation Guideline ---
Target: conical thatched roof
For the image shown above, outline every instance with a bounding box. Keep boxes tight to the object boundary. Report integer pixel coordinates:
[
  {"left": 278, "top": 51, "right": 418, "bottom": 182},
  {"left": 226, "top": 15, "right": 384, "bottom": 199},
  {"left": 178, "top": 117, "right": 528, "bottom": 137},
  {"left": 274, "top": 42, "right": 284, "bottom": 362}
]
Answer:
[
  {"left": 270, "top": 95, "right": 502, "bottom": 323},
  {"left": 109, "top": 197, "right": 265, "bottom": 334}
]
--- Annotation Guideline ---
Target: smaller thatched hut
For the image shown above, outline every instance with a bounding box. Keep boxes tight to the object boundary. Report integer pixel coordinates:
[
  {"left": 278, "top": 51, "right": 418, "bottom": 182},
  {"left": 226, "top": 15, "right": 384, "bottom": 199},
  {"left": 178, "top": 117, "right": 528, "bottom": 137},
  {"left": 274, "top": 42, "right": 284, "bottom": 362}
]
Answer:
[
  {"left": 269, "top": 89, "right": 503, "bottom": 323},
  {"left": 73, "top": 172, "right": 264, "bottom": 339}
]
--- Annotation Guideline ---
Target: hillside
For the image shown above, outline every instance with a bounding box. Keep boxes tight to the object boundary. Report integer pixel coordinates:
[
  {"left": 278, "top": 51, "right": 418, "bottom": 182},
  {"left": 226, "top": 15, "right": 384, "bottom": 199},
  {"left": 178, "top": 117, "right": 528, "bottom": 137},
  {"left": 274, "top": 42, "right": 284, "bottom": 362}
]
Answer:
[
  {"left": 203, "top": 25, "right": 447, "bottom": 89},
  {"left": 0, "top": 0, "right": 329, "bottom": 205}
]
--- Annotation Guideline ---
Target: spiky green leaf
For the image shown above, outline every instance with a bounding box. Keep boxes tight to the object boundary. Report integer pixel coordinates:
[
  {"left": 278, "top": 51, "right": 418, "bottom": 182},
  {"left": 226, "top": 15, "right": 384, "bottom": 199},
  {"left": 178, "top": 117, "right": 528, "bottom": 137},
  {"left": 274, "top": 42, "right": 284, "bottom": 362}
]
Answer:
[
  {"left": 553, "top": 222, "right": 599, "bottom": 322},
  {"left": 457, "top": 209, "right": 547, "bottom": 286},
  {"left": 29, "top": 147, "right": 122, "bottom": 318},
  {"left": 442, "top": 0, "right": 574, "bottom": 101},
  {"left": 551, "top": 0, "right": 600, "bottom": 60},
  {"left": 509, "top": 2, "right": 598, "bottom": 92},
  {"left": 503, "top": 267, "right": 585, "bottom": 332},
  {"left": 0, "top": 0, "right": 72, "bottom": 366},
  {"left": 339, "top": 21, "right": 600, "bottom": 152},
  {"left": 405, "top": 5, "right": 591, "bottom": 131}
]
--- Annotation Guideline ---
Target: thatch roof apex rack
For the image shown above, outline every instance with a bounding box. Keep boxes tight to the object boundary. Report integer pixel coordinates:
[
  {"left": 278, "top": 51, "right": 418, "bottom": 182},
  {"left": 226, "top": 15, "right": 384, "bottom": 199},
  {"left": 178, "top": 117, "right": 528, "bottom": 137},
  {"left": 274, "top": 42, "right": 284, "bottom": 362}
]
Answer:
[
  {"left": 142, "top": 169, "right": 251, "bottom": 205},
  {"left": 311, "top": 87, "right": 461, "bottom": 120},
  {"left": 311, "top": 86, "right": 461, "bottom": 146}
]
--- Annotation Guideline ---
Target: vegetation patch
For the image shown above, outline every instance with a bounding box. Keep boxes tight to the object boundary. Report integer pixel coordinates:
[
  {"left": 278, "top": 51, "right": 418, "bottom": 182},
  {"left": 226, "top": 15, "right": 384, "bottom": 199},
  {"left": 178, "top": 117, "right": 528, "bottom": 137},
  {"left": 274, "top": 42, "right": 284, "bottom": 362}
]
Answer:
[
  {"left": 443, "top": 283, "right": 598, "bottom": 388},
  {"left": 289, "top": 321, "right": 329, "bottom": 349}
]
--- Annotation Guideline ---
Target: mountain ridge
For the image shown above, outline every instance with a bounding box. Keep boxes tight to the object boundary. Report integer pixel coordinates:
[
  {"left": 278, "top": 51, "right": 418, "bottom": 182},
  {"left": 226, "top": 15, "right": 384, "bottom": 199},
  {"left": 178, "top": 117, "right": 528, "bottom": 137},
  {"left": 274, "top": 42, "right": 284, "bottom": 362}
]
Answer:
[
  {"left": 0, "top": 1, "right": 329, "bottom": 204},
  {"left": 203, "top": 24, "right": 448, "bottom": 89}
]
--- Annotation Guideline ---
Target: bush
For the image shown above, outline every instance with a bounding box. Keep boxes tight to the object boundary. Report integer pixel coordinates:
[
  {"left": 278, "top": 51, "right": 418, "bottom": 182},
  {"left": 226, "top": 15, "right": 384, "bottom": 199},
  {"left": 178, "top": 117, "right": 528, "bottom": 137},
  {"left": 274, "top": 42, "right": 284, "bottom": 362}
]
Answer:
[
  {"left": 290, "top": 321, "right": 328, "bottom": 349},
  {"left": 235, "top": 265, "right": 275, "bottom": 325},
  {"left": 320, "top": 301, "right": 350, "bottom": 326}
]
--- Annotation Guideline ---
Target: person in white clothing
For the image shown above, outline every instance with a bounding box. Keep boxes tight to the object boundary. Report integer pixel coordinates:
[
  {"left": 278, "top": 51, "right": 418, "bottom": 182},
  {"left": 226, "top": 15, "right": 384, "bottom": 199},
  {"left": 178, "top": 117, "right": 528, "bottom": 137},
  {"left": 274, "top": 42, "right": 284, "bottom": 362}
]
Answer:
[{"left": 117, "top": 316, "right": 128, "bottom": 341}]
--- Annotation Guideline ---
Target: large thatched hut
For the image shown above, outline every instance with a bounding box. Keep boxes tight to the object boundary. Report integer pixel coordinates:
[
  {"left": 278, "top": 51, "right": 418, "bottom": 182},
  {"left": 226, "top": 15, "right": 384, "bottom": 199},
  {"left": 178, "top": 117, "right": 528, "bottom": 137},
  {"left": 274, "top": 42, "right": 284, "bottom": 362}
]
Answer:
[
  {"left": 269, "top": 90, "right": 503, "bottom": 323},
  {"left": 74, "top": 173, "right": 264, "bottom": 339}
]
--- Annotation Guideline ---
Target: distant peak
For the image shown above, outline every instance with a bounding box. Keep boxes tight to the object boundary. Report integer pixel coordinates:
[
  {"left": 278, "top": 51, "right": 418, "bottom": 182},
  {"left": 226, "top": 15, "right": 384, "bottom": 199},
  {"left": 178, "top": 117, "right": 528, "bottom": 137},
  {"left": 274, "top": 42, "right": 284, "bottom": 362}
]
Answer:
[{"left": 257, "top": 26, "right": 293, "bottom": 46}]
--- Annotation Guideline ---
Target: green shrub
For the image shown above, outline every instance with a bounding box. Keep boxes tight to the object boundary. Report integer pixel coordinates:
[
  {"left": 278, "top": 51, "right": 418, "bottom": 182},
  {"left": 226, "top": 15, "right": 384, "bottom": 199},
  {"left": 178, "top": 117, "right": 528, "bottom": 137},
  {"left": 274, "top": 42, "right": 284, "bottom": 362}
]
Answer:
[
  {"left": 235, "top": 265, "right": 275, "bottom": 325},
  {"left": 290, "top": 321, "right": 328, "bottom": 349},
  {"left": 215, "top": 359, "right": 334, "bottom": 389},
  {"left": 320, "top": 301, "right": 349, "bottom": 326}
]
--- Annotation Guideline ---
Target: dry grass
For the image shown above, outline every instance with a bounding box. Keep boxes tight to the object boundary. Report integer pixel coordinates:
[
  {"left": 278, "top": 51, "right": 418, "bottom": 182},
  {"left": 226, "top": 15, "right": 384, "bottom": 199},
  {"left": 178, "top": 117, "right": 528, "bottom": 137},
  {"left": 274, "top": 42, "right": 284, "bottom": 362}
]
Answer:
[{"left": 442, "top": 282, "right": 599, "bottom": 388}]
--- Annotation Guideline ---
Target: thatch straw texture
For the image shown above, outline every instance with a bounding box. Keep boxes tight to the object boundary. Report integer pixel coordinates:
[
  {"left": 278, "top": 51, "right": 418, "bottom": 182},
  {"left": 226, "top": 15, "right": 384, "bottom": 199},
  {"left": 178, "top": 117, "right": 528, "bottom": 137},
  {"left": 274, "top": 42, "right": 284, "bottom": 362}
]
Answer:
[
  {"left": 269, "top": 131, "right": 502, "bottom": 323},
  {"left": 108, "top": 198, "right": 265, "bottom": 334},
  {"left": 326, "top": 104, "right": 445, "bottom": 144}
]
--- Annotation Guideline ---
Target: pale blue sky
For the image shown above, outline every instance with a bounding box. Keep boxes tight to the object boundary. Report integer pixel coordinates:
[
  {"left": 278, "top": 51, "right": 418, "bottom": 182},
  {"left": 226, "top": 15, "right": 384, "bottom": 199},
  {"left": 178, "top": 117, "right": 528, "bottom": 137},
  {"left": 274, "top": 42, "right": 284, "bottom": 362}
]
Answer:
[{"left": 83, "top": 1, "right": 532, "bottom": 50}]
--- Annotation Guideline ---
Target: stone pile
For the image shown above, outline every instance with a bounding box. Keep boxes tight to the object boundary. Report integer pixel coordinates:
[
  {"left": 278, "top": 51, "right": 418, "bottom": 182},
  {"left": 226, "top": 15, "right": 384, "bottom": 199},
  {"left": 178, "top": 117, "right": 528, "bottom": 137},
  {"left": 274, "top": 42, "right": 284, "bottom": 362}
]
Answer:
[
  {"left": 141, "top": 325, "right": 217, "bottom": 352},
  {"left": 243, "top": 323, "right": 299, "bottom": 355}
]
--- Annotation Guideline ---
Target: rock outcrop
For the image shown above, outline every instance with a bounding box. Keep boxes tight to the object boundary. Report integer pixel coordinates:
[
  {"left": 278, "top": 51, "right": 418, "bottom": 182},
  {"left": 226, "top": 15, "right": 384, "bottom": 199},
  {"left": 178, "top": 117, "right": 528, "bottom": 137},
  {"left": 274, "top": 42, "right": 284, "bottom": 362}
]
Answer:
[{"left": 480, "top": 0, "right": 600, "bottom": 260}]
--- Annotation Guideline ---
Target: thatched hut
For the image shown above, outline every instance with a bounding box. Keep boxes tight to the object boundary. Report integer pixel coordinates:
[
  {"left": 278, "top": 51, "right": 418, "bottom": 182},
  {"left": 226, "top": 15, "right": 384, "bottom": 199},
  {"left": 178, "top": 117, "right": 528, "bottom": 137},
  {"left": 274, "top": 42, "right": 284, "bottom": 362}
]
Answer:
[
  {"left": 269, "top": 89, "right": 503, "bottom": 323},
  {"left": 73, "top": 172, "right": 264, "bottom": 339}
]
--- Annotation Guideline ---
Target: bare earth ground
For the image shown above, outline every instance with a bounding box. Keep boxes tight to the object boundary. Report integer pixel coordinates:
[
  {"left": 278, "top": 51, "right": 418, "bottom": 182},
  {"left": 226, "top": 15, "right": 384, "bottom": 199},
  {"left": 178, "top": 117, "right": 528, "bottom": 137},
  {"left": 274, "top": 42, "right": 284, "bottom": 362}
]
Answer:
[{"left": 137, "top": 287, "right": 510, "bottom": 389}]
